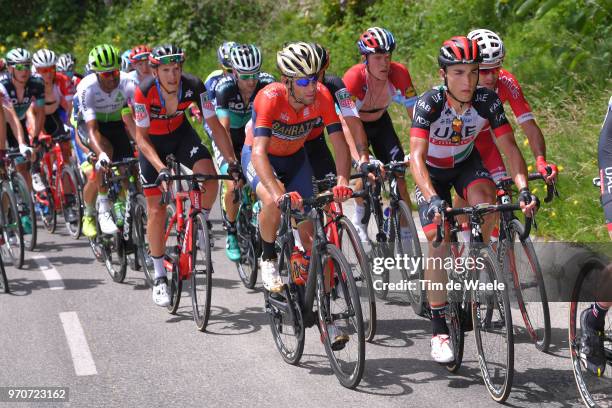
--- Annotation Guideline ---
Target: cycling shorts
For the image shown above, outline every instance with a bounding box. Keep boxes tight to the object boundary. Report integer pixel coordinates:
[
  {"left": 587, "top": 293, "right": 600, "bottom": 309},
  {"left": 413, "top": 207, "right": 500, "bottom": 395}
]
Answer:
[
  {"left": 304, "top": 134, "right": 336, "bottom": 180},
  {"left": 139, "top": 120, "right": 212, "bottom": 196},
  {"left": 415, "top": 150, "right": 494, "bottom": 233},
  {"left": 241, "top": 144, "right": 314, "bottom": 201},
  {"left": 363, "top": 111, "right": 404, "bottom": 164}
]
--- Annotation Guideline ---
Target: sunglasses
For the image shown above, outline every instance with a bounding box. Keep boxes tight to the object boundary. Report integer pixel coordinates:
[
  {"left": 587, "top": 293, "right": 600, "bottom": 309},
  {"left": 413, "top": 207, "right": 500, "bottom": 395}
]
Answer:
[
  {"left": 238, "top": 73, "right": 259, "bottom": 80},
  {"left": 294, "top": 75, "right": 318, "bottom": 87},
  {"left": 155, "top": 54, "right": 184, "bottom": 65},
  {"left": 12, "top": 63, "right": 31, "bottom": 71},
  {"left": 131, "top": 53, "right": 150, "bottom": 62},
  {"left": 479, "top": 67, "right": 500, "bottom": 75},
  {"left": 97, "top": 70, "right": 120, "bottom": 79},
  {"left": 37, "top": 66, "right": 56, "bottom": 74}
]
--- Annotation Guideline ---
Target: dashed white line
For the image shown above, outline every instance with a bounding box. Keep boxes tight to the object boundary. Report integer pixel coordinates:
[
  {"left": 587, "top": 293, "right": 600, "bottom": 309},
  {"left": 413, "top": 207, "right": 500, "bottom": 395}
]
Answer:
[
  {"left": 31, "top": 254, "right": 64, "bottom": 290},
  {"left": 59, "top": 312, "right": 98, "bottom": 376}
]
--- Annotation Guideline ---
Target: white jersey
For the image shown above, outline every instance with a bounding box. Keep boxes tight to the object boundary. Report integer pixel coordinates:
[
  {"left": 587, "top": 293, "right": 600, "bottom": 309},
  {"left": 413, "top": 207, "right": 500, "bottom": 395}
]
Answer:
[{"left": 76, "top": 72, "right": 136, "bottom": 123}]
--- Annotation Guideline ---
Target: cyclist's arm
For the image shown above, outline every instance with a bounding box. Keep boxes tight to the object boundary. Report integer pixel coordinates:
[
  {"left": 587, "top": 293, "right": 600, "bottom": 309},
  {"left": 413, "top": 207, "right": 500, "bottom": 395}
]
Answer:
[
  {"left": 496, "top": 131, "right": 528, "bottom": 190},
  {"left": 3, "top": 105, "right": 26, "bottom": 145},
  {"left": 205, "top": 115, "right": 236, "bottom": 163},
  {"left": 27, "top": 104, "right": 44, "bottom": 140},
  {"left": 409, "top": 136, "right": 436, "bottom": 200},
  {"left": 121, "top": 108, "right": 136, "bottom": 141},
  {"left": 0, "top": 105, "right": 5, "bottom": 147},
  {"left": 328, "top": 128, "right": 351, "bottom": 186},
  {"left": 251, "top": 132, "right": 284, "bottom": 201},
  {"left": 85, "top": 120, "right": 109, "bottom": 157},
  {"left": 216, "top": 111, "right": 230, "bottom": 132},
  {"left": 520, "top": 119, "right": 546, "bottom": 159},
  {"left": 341, "top": 115, "right": 369, "bottom": 164}
]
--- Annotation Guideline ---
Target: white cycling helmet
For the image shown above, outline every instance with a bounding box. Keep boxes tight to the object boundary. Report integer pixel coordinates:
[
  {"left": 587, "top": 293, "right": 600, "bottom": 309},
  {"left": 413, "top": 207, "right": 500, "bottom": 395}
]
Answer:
[
  {"left": 277, "top": 42, "right": 321, "bottom": 78},
  {"left": 229, "top": 44, "right": 262, "bottom": 74},
  {"left": 6, "top": 48, "right": 32, "bottom": 66},
  {"left": 467, "top": 29, "right": 505, "bottom": 68},
  {"left": 32, "top": 49, "right": 57, "bottom": 68},
  {"left": 56, "top": 53, "right": 75, "bottom": 72}
]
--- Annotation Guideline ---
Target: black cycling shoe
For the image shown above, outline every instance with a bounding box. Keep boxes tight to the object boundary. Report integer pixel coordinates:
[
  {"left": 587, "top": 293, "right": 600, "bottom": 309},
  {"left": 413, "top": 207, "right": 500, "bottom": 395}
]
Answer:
[{"left": 579, "top": 308, "right": 607, "bottom": 377}]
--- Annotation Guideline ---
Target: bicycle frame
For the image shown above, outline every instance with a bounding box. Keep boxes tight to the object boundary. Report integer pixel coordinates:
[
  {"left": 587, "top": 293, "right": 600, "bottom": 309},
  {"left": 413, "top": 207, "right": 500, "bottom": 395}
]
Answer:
[{"left": 38, "top": 134, "right": 73, "bottom": 210}]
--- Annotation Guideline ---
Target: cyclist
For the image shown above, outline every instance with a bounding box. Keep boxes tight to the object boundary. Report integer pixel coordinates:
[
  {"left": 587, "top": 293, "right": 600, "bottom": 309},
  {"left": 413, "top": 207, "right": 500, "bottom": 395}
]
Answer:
[
  {"left": 410, "top": 36, "right": 536, "bottom": 363},
  {"left": 0, "top": 58, "right": 8, "bottom": 80},
  {"left": 303, "top": 42, "right": 370, "bottom": 180},
  {"left": 213, "top": 43, "right": 274, "bottom": 261},
  {"left": 0, "top": 48, "right": 45, "bottom": 190},
  {"left": 198, "top": 41, "right": 237, "bottom": 129},
  {"left": 57, "top": 53, "right": 82, "bottom": 88},
  {"left": 343, "top": 27, "right": 418, "bottom": 242},
  {"left": 121, "top": 50, "right": 132, "bottom": 73},
  {"left": 77, "top": 44, "right": 138, "bottom": 238},
  {"left": 467, "top": 29, "right": 558, "bottom": 185},
  {"left": 580, "top": 96, "right": 612, "bottom": 376},
  {"left": 242, "top": 42, "right": 352, "bottom": 289},
  {"left": 133, "top": 44, "right": 238, "bottom": 307},
  {"left": 127, "top": 45, "right": 152, "bottom": 85}
]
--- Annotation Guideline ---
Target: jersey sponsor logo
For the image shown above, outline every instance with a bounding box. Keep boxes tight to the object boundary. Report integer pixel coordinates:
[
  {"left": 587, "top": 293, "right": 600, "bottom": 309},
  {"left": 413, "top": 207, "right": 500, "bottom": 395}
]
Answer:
[
  {"left": 475, "top": 169, "right": 491, "bottom": 179},
  {"left": 433, "top": 125, "right": 477, "bottom": 140},
  {"left": 489, "top": 99, "right": 502, "bottom": 114},
  {"left": 475, "top": 92, "right": 488, "bottom": 103},
  {"left": 280, "top": 112, "right": 289, "bottom": 122},
  {"left": 185, "top": 89, "right": 193, "bottom": 98},
  {"left": 495, "top": 112, "right": 506, "bottom": 123},
  {"left": 271, "top": 117, "right": 320, "bottom": 139},
  {"left": 134, "top": 103, "right": 147, "bottom": 122},
  {"left": 499, "top": 75, "right": 520, "bottom": 99},
  {"left": 414, "top": 115, "right": 430, "bottom": 127},
  {"left": 189, "top": 145, "right": 199, "bottom": 158},
  {"left": 263, "top": 87, "right": 281, "bottom": 98},
  {"left": 416, "top": 99, "right": 431, "bottom": 113},
  {"left": 114, "top": 93, "right": 125, "bottom": 103},
  {"left": 335, "top": 89, "right": 356, "bottom": 109},
  {"left": 432, "top": 92, "right": 443, "bottom": 104},
  {"left": 303, "top": 107, "right": 309, "bottom": 117}
]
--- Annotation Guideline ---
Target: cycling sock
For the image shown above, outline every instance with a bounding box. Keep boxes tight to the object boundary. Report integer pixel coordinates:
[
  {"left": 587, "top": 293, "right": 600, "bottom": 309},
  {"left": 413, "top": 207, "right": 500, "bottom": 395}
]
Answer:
[
  {"left": 431, "top": 304, "right": 449, "bottom": 335},
  {"left": 84, "top": 204, "right": 95, "bottom": 217},
  {"left": 590, "top": 302, "right": 610, "bottom": 330},
  {"left": 353, "top": 203, "right": 365, "bottom": 224},
  {"left": 226, "top": 221, "right": 236, "bottom": 235},
  {"left": 262, "top": 240, "right": 276, "bottom": 261},
  {"left": 98, "top": 193, "right": 110, "bottom": 213},
  {"left": 152, "top": 255, "right": 166, "bottom": 280}
]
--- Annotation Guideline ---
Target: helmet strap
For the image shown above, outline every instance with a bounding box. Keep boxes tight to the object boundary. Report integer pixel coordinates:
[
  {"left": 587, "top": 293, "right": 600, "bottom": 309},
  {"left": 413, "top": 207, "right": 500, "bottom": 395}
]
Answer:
[
  {"left": 443, "top": 72, "right": 475, "bottom": 106},
  {"left": 287, "top": 79, "right": 307, "bottom": 107}
]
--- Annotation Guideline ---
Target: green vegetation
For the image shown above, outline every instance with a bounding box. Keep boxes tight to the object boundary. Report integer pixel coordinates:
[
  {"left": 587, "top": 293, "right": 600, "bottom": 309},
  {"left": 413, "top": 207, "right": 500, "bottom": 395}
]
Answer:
[{"left": 2, "top": 0, "right": 610, "bottom": 241}]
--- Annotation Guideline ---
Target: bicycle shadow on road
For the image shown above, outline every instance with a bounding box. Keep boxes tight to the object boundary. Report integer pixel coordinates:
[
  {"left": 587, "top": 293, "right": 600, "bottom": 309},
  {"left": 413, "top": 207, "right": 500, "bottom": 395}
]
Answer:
[
  {"left": 513, "top": 326, "right": 570, "bottom": 357},
  {"left": 368, "top": 317, "right": 432, "bottom": 349},
  {"left": 3, "top": 277, "right": 106, "bottom": 296},
  {"left": 164, "top": 303, "right": 266, "bottom": 336}
]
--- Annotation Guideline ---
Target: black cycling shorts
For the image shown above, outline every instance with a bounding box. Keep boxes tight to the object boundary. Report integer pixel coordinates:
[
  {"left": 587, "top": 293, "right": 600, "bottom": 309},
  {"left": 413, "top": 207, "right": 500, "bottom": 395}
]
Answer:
[
  {"left": 139, "top": 120, "right": 212, "bottom": 195},
  {"left": 415, "top": 150, "right": 494, "bottom": 233},
  {"left": 43, "top": 110, "right": 68, "bottom": 138},
  {"left": 304, "top": 134, "right": 336, "bottom": 180},
  {"left": 75, "top": 120, "right": 133, "bottom": 162},
  {"left": 364, "top": 111, "right": 404, "bottom": 164}
]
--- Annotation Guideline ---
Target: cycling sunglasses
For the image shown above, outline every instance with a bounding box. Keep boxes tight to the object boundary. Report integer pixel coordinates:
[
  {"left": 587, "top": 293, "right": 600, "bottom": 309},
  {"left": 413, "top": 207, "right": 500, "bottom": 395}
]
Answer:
[
  {"left": 37, "top": 66, "right": 56, "bottom": 74},
  {"left": 130, "top": 52, "right": 150, "bottom": 62},
  {"left": 479, "top": 67, "right": 500, "bottom": 75},
  {"left": 294, "top": 75, "right": 318, "bottom": 87},
  {"left": 155, "top": 54, "right": 184, "bottom": 65},
  {"left": 97, "top": 69, "right": 120, "bottom": 79},
  {"left": 12, "top": 63, "right": 31, "bottom": 71},
  {"left": 238, "top": 73, "right": 259, "bottom": 80}
]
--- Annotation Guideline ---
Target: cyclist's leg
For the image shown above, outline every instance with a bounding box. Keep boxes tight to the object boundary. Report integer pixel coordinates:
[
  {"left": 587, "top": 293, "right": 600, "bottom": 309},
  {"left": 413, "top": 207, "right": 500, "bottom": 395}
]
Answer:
[{"left": 9, "top": 119, "right": 32, "bottom": 190}]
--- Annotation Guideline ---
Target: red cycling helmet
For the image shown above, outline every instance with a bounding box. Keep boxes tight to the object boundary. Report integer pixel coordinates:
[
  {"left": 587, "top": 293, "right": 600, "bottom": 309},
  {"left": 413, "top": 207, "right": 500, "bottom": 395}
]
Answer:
[
  {"left": 438, "top": 36, "right": 482, "bottom": 69},
  {"left": 129, "top": 45, "right": 151, "bottom": 63},
  {"left": 357, "top": 27, "right": 396, "bottom": 55}
]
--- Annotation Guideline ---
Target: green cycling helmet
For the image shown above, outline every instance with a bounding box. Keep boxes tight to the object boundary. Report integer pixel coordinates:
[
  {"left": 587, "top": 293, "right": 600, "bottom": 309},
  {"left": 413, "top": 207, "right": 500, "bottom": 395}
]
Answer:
[{"left": 88, "top": 44, "right": 121, "bottom": 72}]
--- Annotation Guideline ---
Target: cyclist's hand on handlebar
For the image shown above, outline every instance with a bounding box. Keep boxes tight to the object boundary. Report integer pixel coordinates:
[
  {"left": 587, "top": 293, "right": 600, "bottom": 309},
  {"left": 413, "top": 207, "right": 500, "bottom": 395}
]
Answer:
[
  {"left": 276, "top": 191, "right": 302, "bottom": 210},
  {"left": 95, "top": 152, "right": 110, "bottom": 171},
  {"left": 536, "top": 156, "right": 558, "bottom": 184},
  {"left": 426, "top": 195, "right": 445, "bottom": 225},
  {"left": 18, "top": 144, "right": 32, "bottom": 158},
  {"left": 518, "top": 187, "right": 538, "bottom": 216},
  {"left": 155, "top": 167, "right": 171, "bottom": 193},
  {"left": 227, "top": 160, "right": 244, "bottom": 185},
  {"left": 332, "top": 185, "right": 352, "bottom": 202}
]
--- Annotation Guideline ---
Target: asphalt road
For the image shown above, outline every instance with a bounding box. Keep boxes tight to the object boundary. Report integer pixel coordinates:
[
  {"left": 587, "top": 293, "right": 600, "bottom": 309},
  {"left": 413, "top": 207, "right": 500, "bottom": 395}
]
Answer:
[{"left": 0, "top": 206, "right": 609, "bottom": 408}]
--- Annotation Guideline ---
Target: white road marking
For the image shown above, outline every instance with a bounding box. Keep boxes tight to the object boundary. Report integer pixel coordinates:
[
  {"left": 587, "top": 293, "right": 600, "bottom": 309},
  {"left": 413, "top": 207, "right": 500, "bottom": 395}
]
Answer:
[
  {"left": 59, "top": 312, "right": 98, "bottom": 376},
  {"left": 32, "top": 254, "right": 64, "bottom": 290}
]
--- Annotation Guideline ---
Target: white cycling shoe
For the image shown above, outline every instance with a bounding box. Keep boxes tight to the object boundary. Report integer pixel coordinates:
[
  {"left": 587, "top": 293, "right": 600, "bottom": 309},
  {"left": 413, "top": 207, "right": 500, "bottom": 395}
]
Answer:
[
  {"left": 431, "top": 334, "right": 455, "bottom": 364},
  {"left": 261, "top": 259, "right": 283, "bottom": 292},
  {"left": 98, "top": 211, "right": 118, "bottom": 235},
  {"left": 32, "top": 173, "right": 46, "bottom": 193},
  {"left": 152, "top": 277, "right": 171, "bottom": 307}
]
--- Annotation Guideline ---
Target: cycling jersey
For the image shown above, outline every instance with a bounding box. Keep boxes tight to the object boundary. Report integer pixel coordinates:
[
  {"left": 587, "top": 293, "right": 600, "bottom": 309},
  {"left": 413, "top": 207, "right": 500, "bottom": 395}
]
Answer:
[
  {"left": 0, "top": 75, "right": 45, "bottom": 119},
  {"left": 0, "top": 82, "right": 10, "bottom": 107},
  {"left": 244, "top": 82, "right": 342, "bottom": 157},
  {"left": 598, "top": 96, "right": 612, "bottom": 230},
  {"left": 214, "top": 72, "right": 275, "bottom": 129},
  {"left": 306, "top": 74, "right": 358, "bottom": 142},
  {"left": 77, "top": 72, "right": 136, "bottom": 123},
  {"left": 475, "top": 69, "right": 536, "bottom": 181},
  {"left": 201, "top": 69, "right": 226, "bottom": 120},
  {"left": 133, "top": 73, "right": 207, "bottom": 135},
  {"left": 343, "top": 61, "right": 417, "bottom": 122},
  {"left": 410, "top": 86, "right": 512, "bottom": 169},
  {"left": 42, "top": 72, "right": 76, "bottom": 116}
]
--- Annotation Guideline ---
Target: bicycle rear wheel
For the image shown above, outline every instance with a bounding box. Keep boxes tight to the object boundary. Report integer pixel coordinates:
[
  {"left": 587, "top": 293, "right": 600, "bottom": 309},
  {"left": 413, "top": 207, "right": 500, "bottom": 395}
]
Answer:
[
  {"left": 337, "top": 215, "right": 376, "bottom": 342},
  {"left": 503, "top": 219, "right": 551, "bottom": 352},
  {"left": 0, "top": 253, "right": 8, "bottom": 293},
  {"left": 11, "top": 173, "right": 36, "bottom": 251},
  {"left": 191, "top": 212, "right": 212, "bottom": 331},
  {"left": 235, "top": 200, "right": 258, "bottom": 289},
  {"left": 61, "top": 165, "right": 83, "bottom": 239},
  {"left": 134, "top": 195, "right": 154, "bottom": 287},
  {"left": 0, "top": 184, "right": 24, "bottom": 269},
  {"left": 569, "top": 259, "right": 612, "bottom": 407},
  {"left": 318, "top": 244, "right": 365, "bottom": 389},
  {"left": 472, "top": 246, "right": 514, "bottom": 402}
]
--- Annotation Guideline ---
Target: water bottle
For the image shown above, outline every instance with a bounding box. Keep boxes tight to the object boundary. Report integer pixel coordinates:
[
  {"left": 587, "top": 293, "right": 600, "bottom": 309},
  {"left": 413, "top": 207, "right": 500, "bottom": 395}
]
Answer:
[
  {"left": 122, "top": 199, "right": 132, "bottom": 241},
  {"left": 251, "top": 200, "right": 261, "bottom": 228},
  {"left": 382, "top": 205, "right": 391, "bottom": 235}
]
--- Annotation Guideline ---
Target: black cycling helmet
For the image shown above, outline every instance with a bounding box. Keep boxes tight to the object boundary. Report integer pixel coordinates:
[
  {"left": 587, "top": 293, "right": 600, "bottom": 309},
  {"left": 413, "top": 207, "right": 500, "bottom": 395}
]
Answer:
[
  {"left": 438, "top": 36, "right": 482, "bottom": 69},
  {"left": 149, "top": 44, "right": 185, "bottom": 67}
]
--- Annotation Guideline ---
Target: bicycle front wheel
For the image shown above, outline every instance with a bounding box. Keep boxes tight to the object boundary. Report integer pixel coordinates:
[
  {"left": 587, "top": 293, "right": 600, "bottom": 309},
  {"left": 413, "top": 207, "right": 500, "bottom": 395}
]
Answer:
[
  {"left": 191, "top": 212, "right": 212, "bottom": 331},
  {"left": 61, "top": 165, "right": 83, "bottom": 239},
  {"left": 503, "top": 219, "right": 551, "bottom": 352},
  {"left": 235, "top": 200, "right": 258, "bottom": 289},
  {"left": 318, "top": 244, "right": 365, "bottom": 389},
  {"left": 0, "top": 183, "right": 24, "bottom": 269},
  {"left": 11, "top": 173, "right": 36, "bottom": 251},
  {"left": 472, "top": 246, "right": 514, "bottom": 403},
  {"left": 133, "top": 195, "right": 154, "bottom": 287}
]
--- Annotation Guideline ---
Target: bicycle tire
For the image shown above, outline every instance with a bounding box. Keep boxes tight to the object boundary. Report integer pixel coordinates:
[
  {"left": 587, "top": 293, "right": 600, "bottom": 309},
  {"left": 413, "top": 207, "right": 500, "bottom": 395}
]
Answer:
[
  {"left": 61, "top": 165, "right": 83, "bottom": 239},
  {"left": 40, "top": 164, "right": 57, "bottom": 233},
  {"left": 337, "top": 215, "right": 376, "bottom": 342},
  {"left": 472, "top": 246, "right": 514, "bottom": 402},
  {"left": 166, "top": 259, "right": 182, "bottom": 314},
  {"left": 446, "top": 300, "right": 465, "bottom": 373},
  {"left": 267, "top": 240, "right": 305, "bottom": 365},
  {"left": 191, "top": 212, "right": 213, "bottom": 331},
  {"left": 0, "top": 252, "right": 8, "bottom": 293},
  {"left": 11, "top": 172, "right": 37, "bottom": 251},
  {"left": 318, "top": 244, "right": 365, "bottom": 389},
  {"left": 503, "top": 219, "right": 551, "bottom": 352},
  {"left": 0, "top": 184, "right": 24, "bottom": 269},
  {"left": 235, "top": 201, "right": 258, "bottom": 289},
  {"left": 391, "top": 199, "right": 424, "bottom": 314},
  {"left": 134, "top": 195, "right": 155, "bottom": 287},
  {"left": 569, "top": 259, "right": 612, "bottom": 407},
  {"left": 102, "top": 232, "right": 127, "bottom": 283}
]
